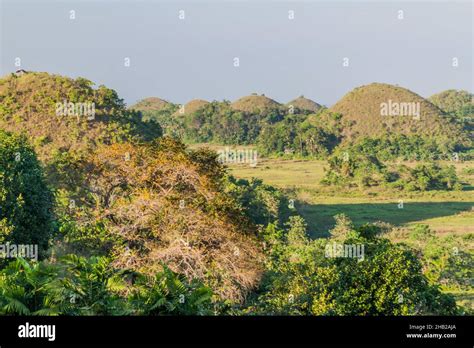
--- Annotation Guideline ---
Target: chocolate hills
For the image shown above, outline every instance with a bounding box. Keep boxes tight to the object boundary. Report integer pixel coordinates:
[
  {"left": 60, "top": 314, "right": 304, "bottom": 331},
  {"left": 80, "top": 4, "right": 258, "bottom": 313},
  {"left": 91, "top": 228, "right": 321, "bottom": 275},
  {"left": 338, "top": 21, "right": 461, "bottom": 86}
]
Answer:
[
  {"left": 287, "top": 95, "right": 322, "bottom": 113},
  {"left": 173, "top": 99, "right": 210, "bottom": 116},
  {"left": 130, "top": 97, "right": 173, "bottom": 111},
  {"left": 330, "top": 83, "right": 467, "bottom": 144},
  {"left": 231, "top": 94, "right": 281, "bottom": 113}
]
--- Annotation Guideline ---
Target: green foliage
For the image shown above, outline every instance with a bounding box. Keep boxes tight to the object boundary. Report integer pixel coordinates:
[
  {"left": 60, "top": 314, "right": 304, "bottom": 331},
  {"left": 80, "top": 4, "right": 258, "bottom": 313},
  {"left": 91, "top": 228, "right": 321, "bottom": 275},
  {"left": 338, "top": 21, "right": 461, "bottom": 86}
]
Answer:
[
  {"left": 322, "top": 146, "right": 462, "bottom": 191},
  {"left": 248, "top": 217, "right": 459, "bottom": 315},
  {"left": 342, "top": 135, "right": 461, "bottom": 161},
  {"left": 321, "top": 148, "right": 386, "bottom": 188},
  {"left": 0, "top": 130, "right": 54, "bottom": 256},
  {"left": 0, "top": 256, "right": 214, "bottom": 315},
  {"left": 285, "top": 216, "right": 308, "bottom": 246},
  {"left": 257, "top": 111, "right": 343, "bottom": 158},
  {"left": 429, "top": 89, "right": 474, "bottom": 127},
  {"left": 128, "top": 265, "right": 213, "bottom": 315},
  {"left": 407, "top": 226, "right": 473, "bottom": 293},
  {"left": 224, "top": 176, "right": 293, "bottom": 227},
  {"left": 386, "top": 163, "right": 462, "bottom": 191},
  {"left": 181, "top": 101, "right": 283, "bottom": 145}
]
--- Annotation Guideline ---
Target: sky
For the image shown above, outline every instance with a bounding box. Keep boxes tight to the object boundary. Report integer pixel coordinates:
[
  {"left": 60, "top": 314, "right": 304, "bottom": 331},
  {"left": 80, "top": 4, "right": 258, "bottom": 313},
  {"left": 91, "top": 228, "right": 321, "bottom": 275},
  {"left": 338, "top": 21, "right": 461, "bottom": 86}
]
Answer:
[{"left": 1, "top": 0, "right": 472, "bottom": 107}]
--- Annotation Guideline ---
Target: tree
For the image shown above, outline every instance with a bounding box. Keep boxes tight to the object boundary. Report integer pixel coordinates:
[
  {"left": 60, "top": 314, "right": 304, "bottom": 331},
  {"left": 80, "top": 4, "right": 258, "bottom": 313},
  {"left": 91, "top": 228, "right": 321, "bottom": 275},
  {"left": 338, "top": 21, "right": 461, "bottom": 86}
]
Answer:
[{"left": 0, "top": 130, "right": 53, "bottom": 257}]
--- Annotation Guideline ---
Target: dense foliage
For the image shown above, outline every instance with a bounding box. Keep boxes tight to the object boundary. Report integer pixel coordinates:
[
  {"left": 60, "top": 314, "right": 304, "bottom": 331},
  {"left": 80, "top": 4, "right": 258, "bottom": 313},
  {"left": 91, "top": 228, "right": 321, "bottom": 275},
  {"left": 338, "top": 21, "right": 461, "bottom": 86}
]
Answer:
[
  {"left": 0, "top": 130, "right": 53, "bottom": 256},
  {"left": 322, "top": 148, "right": 462, "bottom": 191},
  {"left": 247, "top": 216, "right": 458, "bottom": 315},
  {"left": 0, "top": 256, "right": 213, "bottom": 315}
]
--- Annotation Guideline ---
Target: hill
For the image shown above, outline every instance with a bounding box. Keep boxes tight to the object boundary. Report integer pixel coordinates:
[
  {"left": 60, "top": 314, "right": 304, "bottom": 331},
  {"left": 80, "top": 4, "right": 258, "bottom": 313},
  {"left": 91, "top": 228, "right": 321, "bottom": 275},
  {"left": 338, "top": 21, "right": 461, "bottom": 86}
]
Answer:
[
  {"left": 173, "top": 99, "right": 209, "bottom": 116},
  {"left": 231, "top": 94, "right": 281, "bottom": 113},
  {"left": 428, "top": 89, "right": 473, "bottom": 115},
  {"left": 130, "top": 97, "right": 173, "bottom": 112},
  {"left": 330, "top": 83, "right": 467, "bottom": 145},
  {"left": 287, "top": 95, "right": 322, "bottom": 113},
  {"left": 0, "top": 71, "right": 161, "bottom": 162}
]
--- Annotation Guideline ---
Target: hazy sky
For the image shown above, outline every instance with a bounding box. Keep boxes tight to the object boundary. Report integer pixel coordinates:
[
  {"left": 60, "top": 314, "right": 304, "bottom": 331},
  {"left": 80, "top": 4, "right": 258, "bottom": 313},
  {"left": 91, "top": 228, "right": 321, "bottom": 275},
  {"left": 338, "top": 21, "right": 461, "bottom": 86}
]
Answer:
[{"left": 1, "top": 0, "right": 472, "bottom": 106}]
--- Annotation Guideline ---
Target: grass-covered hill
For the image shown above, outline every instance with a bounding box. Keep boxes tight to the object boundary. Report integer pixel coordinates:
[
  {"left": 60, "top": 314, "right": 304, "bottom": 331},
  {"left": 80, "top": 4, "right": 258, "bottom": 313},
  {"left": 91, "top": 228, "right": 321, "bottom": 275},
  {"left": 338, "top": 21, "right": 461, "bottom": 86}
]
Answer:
[
  {"left": 0, "top": 72, "right": 162, "bottom": 162},
  {"left": 330, "top": 83, "right": 468, "bottom": 147},
  {"left": 130, "top": 97, "right": 172, "bottom": 112},
  {"left": 130, "top": 84, "right": 472, "bottom": 160},
  {"left": 428, "top": 90, "right": 474, "bottom": 136},
  {"left": 173, "top": 99, "right": 210, "bottom": 117},
  {"left": 287, "top": 95, "right": 322, "bottom": 113},
  {"left": 231, "top": 94, "right": 282, "bottom": 113}
]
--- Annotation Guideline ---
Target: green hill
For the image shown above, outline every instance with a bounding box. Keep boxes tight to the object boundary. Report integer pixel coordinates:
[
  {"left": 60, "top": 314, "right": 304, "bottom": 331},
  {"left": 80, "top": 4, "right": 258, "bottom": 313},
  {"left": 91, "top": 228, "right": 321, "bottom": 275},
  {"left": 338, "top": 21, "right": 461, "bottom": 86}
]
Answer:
[
  {"left": 130, "top": 97, "right": 173, "bottom": 112},
  {"left": 428, "top": 89, "right": 473, "bottom": 115},
  {"left": 0, "top": 71, "right": 161, "bottom": 162}
]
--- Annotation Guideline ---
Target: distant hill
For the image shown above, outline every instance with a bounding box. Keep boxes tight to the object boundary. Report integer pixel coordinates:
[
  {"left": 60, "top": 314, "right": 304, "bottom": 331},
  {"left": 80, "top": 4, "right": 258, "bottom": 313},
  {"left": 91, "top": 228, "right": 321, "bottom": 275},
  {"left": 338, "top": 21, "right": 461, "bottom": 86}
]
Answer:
[
  {"left": 0, "top": 71, "right": 161, "bottom": 162},
  {"left": 428, "top": 89, "right": 473, "bottom": 118},
  {"left": 231, "top": 94, "right": 281, "bottom": 113},
  {"left": 130, "top": 97, "right": 173, "bottom": 112},
  {"left": 330, "top": 83, "right": 467, "bottom": 145},
  {"left": 287, "top": 95, "right": 322, "bottom": 113},
  {"left": 173, "top": 99, "right": 209, "bottom": 116}
]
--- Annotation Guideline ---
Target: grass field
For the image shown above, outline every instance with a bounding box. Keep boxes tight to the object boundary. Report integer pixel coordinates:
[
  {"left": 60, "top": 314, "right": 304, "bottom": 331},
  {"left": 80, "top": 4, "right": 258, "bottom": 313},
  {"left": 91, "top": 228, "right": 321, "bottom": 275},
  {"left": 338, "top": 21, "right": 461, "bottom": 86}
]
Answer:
[{"left": 229, "top": 157, "right": 474, "bottom": 238}]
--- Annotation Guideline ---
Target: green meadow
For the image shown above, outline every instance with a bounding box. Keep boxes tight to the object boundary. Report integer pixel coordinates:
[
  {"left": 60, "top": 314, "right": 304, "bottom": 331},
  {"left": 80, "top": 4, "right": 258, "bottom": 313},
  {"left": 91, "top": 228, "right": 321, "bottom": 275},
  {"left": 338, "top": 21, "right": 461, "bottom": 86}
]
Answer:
[{"left": 229, "top": 157, "right": 474, "bottom": 238}]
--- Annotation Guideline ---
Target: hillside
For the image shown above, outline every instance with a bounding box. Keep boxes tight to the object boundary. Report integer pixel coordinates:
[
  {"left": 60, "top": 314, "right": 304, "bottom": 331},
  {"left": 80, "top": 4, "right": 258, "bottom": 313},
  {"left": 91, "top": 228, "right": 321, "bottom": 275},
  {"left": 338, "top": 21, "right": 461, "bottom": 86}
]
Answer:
[
  {"left": 287, "top": 95, "right": 322, "bottom": 113},
  {"left": 231, "top": 94, "right": 281, "bottom": 113},
  {"left": 330, "top": 83, "right": 467, "bottom": 144},
  {"left": 0, "top": 72, "right": 161, "bottom": 162}
]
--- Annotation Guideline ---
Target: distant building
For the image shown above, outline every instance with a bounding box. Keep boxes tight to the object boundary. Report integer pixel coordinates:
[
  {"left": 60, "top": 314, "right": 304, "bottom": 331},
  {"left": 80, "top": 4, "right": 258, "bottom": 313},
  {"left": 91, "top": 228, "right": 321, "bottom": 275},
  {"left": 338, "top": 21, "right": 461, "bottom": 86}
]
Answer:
[{"left": 15, "top": 69, "right": 27, "bottom": 76}]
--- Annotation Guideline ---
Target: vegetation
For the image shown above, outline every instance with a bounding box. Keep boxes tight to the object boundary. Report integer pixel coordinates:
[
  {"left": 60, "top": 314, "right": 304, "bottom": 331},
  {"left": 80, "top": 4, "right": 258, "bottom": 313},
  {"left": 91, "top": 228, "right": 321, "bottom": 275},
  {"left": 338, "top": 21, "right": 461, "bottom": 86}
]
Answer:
[
  {"left": 0, "top": 130, "right": 53, "bottom": 256},
  {"left": 247, "top": 216, "right": 458, "bottom": 315},
  {"left": 322, "top": 148, "right": 462, "bottom": 191},
  {"left": 0, "top": 72, "right": 471, "bottom": 316},
  {"left": 0, "top": 72, "right": 162, "bottom": 163},
  {"left": 0, "top": 256, "right": 213, "bottom": 315}
]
